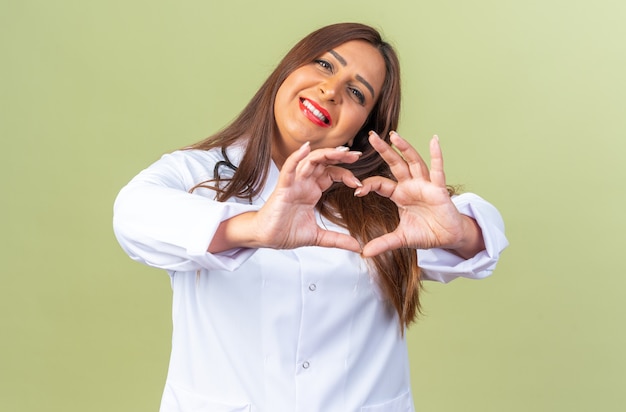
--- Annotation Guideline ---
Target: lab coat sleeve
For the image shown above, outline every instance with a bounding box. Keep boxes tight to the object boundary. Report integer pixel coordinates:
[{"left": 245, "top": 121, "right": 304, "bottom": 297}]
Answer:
[
  {"left": 418, "top": 193, "right": 508, "bottom": 283},
  {"left": 113, "top": 151, "right": 260, "bottom": 272}
]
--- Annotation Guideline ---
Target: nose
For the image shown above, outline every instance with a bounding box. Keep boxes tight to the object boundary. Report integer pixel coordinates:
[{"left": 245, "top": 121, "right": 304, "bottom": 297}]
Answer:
[{"left": 319, "top": 77, "right": 341, "bottom": 103}]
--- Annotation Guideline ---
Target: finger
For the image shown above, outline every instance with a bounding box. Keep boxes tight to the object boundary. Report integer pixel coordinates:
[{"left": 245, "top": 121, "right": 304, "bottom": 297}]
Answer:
[
  {"left": 316, "top": 230, "right": 362, "bottom": 253},
  {"left": 297, "top": 147, "right": 363, "bottom": 178},
  {"left": 429, "top": 135, "right": 447, "bottom": 187},
  {"left": 368, "top": 131, "right": 411, "bottom": 181},
  {"left": 325, "top": 166, "right": 363, "bottom": 190},
  {"left": 280, "top": 142, "right": 311, "bottom": 185},
  {"left": 388, "top": 131, "right": 430, "bottom": 179},
  {"left": 355, "top": 176, "right": 397, "bottom": 198},
  {"left": 361, "top": 232, "right": 405, "bottom": 257}
]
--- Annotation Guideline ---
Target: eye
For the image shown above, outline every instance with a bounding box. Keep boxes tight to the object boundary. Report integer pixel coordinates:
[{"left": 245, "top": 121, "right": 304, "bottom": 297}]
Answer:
[
  {"left": 314, "top": 59, "right": 333, "bottom": 72},
  {"left": 349, "top": 87, "right": 366, "bottom": 105}
]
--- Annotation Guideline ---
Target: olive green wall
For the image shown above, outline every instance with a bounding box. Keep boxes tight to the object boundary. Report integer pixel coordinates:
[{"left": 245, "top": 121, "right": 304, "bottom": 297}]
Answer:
[{"left": 2, "top": 1, "right": 625, "bottom": 411}]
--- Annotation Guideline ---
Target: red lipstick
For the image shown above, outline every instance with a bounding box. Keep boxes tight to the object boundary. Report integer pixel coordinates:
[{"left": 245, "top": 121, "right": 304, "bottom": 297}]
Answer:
[{"left": 299, "top": 98, "right": 332, "bottom": 127}]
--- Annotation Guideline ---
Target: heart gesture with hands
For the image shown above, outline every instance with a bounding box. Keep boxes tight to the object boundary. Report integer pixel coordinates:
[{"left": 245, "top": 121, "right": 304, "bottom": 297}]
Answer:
[
  {"left": 210, "top": 133, "right": 484, "bottom": 259},
  {"left": 357, "top": 131, "right": 485, "bottom": 259}
]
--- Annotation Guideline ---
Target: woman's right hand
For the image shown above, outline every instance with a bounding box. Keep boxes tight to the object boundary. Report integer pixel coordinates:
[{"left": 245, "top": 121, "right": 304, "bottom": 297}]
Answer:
[{"left": 208, "top": 143, "right": 363, "bottom": 253}]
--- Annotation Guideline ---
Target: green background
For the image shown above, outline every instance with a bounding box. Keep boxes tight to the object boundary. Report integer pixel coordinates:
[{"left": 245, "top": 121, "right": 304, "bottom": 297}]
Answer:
[{"left": 2, "top": 0, "right": 625, "bottom": 411}]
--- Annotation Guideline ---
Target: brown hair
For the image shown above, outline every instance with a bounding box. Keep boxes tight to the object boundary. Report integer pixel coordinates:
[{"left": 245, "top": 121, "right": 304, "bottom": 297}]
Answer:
[{"left": 189, "top": 22, "right": 421, "bottom": 331}]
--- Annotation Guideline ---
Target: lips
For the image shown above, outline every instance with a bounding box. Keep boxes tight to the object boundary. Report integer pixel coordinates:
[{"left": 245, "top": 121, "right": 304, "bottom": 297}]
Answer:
[{"left": 299, "top": 98, "right": 332, "bottom": 127}]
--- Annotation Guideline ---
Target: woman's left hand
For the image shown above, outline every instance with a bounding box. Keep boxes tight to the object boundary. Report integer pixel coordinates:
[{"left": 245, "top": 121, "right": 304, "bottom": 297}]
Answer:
[{"left": 357, "top": 131, "right": 485, "bottom": 259}]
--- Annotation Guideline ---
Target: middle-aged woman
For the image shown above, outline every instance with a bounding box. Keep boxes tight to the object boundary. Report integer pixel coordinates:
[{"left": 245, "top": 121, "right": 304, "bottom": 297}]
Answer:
[{"left": 114, "top": 22, "right": 508, "bottom": 412}]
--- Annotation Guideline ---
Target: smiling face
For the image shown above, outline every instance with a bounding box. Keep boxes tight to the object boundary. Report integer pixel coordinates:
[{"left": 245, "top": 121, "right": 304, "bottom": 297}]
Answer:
[{"left": 272, "top": 40, "right": 386, "bottom": 165}]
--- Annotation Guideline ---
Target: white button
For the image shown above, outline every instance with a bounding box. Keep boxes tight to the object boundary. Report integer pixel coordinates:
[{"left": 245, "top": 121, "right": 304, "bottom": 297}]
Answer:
[
  {"left": 302, "top": 361, "right": 310, "bottom": 369},
  {"left": 308, "top": 283, "right": 317, "bottom": 291}
]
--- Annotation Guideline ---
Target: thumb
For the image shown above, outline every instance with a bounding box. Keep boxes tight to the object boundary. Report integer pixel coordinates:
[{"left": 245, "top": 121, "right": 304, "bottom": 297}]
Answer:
[
  {"left": 315, "top": 230, "right": 362, "bottom": 253},
  {"left": 361, "top": 232, "right": 404, "bottom": 257}
]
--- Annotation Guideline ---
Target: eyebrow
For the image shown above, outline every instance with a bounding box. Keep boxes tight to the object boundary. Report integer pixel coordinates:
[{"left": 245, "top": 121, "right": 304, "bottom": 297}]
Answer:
[{"left": 328, "top": 49, "right": 376, "bottom": 99}]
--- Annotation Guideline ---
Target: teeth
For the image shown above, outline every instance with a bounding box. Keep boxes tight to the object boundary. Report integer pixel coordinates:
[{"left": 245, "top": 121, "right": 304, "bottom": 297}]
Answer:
[{"left": 302, "top": 99, "right": 328, "bottom": 123}]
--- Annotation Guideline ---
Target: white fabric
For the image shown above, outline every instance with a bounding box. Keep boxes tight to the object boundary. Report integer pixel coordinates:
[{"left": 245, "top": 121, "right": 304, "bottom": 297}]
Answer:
[{"left": 113, "top": 146, "right": 508, "bottom": 412}]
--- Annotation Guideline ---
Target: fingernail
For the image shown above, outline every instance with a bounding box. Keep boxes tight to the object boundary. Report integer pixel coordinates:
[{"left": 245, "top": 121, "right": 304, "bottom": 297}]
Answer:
[
  {"left": 349, "top": 151, "right": 363, "bottom": 156},
  {"left": 433, "top": 135, "right": 439, "bottom": 141},
  {"left": 354, "top": 178, "right": 363, "bottom": 187},
  {"left": 354, "top": 188, "right": 362, "bottom": 196},
  {"left": 368, "top": 130, "right": 380, "bottom": 138},
  {"left": 300, "top": 141, "right": 310, "bottom": 150},
  {"left": 335, "top": 145, "right": 349, "bottom": 152}
]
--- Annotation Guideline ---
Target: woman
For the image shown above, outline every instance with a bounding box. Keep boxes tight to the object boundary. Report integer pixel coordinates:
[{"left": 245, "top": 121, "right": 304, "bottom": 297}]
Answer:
[{"left": 114, "top": 22, "right": 507, "bottom": 412}]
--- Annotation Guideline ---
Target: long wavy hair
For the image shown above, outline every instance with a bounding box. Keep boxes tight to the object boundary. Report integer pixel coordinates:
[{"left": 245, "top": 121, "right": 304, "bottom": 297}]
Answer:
[{"left": 189, "top": 22, "right": 422, "bottom": 331}]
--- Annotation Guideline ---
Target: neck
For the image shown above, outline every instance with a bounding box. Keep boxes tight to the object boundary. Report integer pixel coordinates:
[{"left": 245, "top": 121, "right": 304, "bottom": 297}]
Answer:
[
  {"left": 271, "top": 138, "right": 294, "bottom": 170},
  {"left": 271, "top": 146, "right": 287, "bottom": 170}
]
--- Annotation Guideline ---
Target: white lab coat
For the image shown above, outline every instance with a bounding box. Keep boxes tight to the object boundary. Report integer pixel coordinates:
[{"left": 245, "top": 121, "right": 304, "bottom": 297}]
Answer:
[{"left": 113, "top": 145, "right": 508, "bottom": 412}]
